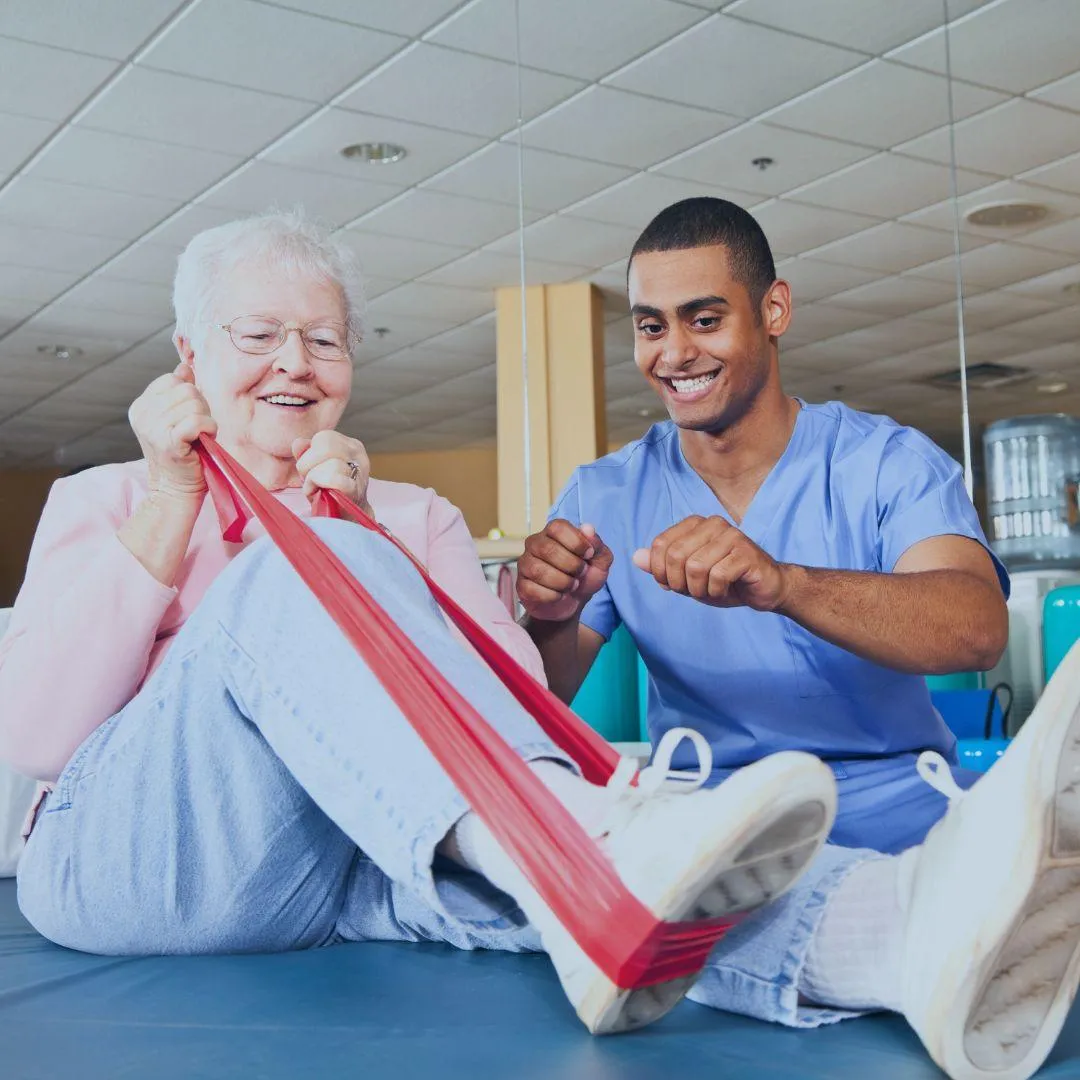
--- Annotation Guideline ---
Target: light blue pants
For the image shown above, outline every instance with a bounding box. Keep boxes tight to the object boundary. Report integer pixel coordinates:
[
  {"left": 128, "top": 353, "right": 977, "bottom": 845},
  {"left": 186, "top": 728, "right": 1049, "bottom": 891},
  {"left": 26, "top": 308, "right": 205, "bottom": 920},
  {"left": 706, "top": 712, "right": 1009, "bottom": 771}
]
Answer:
[{"left": 18, "top": 520, "right": 868, "bottom": 1028}]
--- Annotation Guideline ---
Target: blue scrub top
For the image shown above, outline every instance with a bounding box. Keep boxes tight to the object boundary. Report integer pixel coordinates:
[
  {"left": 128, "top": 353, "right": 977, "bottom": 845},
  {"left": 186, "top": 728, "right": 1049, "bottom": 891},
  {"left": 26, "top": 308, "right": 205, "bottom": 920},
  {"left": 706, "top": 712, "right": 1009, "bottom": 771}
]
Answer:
[{"left": 551, "top": 401, "right": 1009, "bottom": 773}]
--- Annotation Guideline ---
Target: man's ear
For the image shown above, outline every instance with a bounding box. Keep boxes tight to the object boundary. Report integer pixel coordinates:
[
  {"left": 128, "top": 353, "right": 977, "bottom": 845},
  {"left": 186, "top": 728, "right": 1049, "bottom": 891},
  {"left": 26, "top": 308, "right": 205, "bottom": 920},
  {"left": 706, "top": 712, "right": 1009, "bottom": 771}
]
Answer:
[{"left": 762, "top": 279, "right": 792, "bottom": 339}]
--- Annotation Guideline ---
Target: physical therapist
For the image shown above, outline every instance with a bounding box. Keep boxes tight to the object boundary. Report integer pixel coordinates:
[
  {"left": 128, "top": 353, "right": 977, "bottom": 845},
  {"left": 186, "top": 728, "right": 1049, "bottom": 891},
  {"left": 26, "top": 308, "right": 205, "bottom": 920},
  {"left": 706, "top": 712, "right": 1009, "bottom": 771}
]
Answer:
[{"left": 517, "top": 197, "right": 1010, "bottom": 854}]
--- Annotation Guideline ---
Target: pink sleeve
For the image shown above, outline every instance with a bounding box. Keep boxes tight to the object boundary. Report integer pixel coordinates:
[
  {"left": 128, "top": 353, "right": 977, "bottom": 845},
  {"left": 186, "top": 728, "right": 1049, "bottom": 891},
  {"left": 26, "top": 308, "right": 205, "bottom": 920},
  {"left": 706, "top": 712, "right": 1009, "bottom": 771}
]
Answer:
[
  {"left": 0, "top": 474, "right": 177, "bottom": 782},
  {"left": 424, "top": 495, "right": 548, "bottom": 686}
]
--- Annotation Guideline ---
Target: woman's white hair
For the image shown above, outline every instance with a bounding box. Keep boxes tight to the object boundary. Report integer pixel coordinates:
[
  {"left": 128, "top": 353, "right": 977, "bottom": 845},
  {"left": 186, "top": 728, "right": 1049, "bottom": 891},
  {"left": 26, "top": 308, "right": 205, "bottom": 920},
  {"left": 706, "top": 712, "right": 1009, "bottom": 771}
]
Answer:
[{"left": 172, "top": 208, "right": 366, "bottom": 354}]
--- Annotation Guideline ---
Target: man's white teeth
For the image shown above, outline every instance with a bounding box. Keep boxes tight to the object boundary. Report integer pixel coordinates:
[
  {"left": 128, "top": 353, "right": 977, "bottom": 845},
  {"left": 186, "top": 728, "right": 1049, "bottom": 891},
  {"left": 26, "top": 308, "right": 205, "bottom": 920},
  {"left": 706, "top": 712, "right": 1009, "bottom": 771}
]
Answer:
[
  {"left": 670, "top": 372, "right": 718, "bottom": 394},
  {"left": 265, "top": 394, "right": 309, "bottom": 406}
]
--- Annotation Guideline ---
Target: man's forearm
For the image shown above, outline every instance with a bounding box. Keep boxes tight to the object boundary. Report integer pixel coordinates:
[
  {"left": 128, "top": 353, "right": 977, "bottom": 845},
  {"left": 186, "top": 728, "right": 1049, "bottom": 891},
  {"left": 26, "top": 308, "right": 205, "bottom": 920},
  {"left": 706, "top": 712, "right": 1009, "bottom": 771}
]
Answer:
[
  {"left": 776, "top": 565, "right": 1008, "bottom": 674},
  {"left": 521, "top": 614, "right": 587, "bottom": 704}
]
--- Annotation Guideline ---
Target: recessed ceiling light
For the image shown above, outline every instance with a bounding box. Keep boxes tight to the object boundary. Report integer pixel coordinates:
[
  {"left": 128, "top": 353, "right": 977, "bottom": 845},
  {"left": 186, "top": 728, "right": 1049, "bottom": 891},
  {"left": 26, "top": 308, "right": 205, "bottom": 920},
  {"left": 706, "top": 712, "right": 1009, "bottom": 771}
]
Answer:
[
  {"left": 37, "top": 344, "right": 82, "bottom": 360},
  {"left": 340, "top": 142, "right": 407, "bottom": 165},
  {"left": 965, "top": 201, "right": 1049, "bottom": 228},
  {"left": 1037, "top": 379, "right": 1069, "bottom": 394}
]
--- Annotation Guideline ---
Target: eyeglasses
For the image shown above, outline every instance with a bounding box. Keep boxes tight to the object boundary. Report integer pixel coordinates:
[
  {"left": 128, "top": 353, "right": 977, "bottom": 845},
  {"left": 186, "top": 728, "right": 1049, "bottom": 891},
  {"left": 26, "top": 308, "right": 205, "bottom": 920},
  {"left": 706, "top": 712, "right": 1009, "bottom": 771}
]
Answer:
[{"left": 214, "top": 316, "right": 353, "bottom": 361}]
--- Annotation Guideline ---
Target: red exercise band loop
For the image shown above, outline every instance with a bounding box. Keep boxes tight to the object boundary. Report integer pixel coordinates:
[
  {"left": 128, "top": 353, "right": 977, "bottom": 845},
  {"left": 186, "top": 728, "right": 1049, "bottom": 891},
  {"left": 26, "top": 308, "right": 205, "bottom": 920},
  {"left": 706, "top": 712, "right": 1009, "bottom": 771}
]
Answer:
[{"left": 197, "top": 436, "right": 736, "bottom": 989}]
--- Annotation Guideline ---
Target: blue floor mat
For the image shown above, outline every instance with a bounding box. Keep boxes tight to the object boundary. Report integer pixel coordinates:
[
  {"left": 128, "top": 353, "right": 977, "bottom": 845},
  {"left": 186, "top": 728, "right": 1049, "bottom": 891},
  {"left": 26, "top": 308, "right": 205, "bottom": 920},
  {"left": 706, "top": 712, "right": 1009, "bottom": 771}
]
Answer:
[{"left": 3, "top": 878, "right": 1080, "bottom": 1079}]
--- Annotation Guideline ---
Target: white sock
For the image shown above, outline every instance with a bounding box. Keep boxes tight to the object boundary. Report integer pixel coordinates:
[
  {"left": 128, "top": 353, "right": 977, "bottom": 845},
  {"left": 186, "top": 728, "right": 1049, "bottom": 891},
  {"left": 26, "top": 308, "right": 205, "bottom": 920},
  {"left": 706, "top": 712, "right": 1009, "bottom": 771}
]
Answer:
[
  {"left": 450, "top": 761, "right": 611, "bottom": 928},
  {"left": 799, "top": 853, "right": 911, "bottom": 1012}
]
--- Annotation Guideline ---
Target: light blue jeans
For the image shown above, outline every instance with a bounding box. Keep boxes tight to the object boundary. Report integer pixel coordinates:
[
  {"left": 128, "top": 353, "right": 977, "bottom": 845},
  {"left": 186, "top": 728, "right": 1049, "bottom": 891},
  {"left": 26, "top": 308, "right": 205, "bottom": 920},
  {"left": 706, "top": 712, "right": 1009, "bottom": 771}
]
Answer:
[{"left": 17, "top": 520, "right": 868, "bottom": 1028}]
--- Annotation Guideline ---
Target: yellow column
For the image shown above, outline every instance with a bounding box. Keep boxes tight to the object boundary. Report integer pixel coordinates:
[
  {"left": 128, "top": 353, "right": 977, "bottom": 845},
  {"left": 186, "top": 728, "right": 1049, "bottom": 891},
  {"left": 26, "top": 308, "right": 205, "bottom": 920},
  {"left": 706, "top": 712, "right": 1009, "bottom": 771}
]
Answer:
[{"left": 495, "top": 282, "right": 607, "bottom": 538}]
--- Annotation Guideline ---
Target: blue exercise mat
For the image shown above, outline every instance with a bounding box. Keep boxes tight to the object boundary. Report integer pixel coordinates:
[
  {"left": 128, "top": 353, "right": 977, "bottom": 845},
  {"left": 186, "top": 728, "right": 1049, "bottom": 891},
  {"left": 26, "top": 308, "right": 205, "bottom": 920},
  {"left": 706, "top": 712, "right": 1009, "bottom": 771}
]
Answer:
[{"left": 3, "top": 878, "right": 1080, "bottom": 1079}]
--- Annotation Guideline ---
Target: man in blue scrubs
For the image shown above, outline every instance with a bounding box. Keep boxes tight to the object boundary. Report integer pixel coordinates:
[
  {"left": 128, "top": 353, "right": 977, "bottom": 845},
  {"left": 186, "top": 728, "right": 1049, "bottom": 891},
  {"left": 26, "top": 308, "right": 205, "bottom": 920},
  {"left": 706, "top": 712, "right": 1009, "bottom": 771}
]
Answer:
[{"left": 517, "top": 197, "right": 1010, "bottom": 854}]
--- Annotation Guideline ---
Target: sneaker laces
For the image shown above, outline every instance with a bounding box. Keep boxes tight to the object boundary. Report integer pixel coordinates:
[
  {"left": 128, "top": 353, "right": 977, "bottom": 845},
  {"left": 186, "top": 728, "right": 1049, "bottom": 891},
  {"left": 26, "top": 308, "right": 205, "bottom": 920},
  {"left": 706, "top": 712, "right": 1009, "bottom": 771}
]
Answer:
[
  {"left": 598, "top": 728, "right": 713, "bottom": 837},
  {"left": 916, "top": 750, "right": 967, "bottom": 803}
]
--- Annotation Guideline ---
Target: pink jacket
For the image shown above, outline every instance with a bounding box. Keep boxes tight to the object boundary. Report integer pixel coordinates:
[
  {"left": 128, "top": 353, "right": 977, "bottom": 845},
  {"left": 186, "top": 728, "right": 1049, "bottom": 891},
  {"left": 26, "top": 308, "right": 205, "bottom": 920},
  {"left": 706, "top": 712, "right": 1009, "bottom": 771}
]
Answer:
[{"left": 0, "top": 461, "right": 542, "bottom": 783}]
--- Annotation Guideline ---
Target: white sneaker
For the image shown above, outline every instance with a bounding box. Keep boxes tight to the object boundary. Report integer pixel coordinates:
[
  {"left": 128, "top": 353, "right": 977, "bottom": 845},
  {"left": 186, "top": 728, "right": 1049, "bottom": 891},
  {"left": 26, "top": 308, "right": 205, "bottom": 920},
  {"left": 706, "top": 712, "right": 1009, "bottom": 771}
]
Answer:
[
  {"left": 540, "top": 730, "right": 837, "bottom": 1034},
  {"left": 902, "top": 644, "right": 1080, "bottom": 1080}
]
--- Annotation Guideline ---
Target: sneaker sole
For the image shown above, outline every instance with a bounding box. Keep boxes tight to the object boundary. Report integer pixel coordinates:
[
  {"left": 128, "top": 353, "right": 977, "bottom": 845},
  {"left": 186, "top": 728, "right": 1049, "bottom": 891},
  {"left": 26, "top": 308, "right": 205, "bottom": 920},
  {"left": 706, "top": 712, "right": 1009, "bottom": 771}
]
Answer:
[
  {"left": 581, "top": 752, "right": 835, "bottom": 1035},
  {"left": 943, "top": 681, "right": 1080, "bottom": 1079}
]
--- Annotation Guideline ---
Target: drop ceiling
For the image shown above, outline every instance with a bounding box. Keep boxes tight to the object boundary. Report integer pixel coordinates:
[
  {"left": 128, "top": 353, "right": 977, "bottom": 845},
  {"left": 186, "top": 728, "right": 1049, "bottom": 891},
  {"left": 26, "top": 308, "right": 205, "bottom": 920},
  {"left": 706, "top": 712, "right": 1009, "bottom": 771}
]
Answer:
[{"left": 0, "top": 0, "right": 1078, "bottom": 469}]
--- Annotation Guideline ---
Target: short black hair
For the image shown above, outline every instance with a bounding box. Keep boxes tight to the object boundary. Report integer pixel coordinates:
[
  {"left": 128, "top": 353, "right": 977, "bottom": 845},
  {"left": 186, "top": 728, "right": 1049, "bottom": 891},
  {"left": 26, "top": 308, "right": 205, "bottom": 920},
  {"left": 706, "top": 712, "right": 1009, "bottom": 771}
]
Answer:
[{"left": 629, "top": 197, "right": 777, "bottom": 308}]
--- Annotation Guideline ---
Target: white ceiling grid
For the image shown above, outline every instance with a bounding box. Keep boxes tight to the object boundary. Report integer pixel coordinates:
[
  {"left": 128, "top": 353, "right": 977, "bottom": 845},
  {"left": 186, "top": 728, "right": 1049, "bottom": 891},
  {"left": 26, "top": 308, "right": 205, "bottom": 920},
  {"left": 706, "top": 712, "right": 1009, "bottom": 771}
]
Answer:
[{"left": 0, "top": 0, "right": 1076, "bottom": 468}]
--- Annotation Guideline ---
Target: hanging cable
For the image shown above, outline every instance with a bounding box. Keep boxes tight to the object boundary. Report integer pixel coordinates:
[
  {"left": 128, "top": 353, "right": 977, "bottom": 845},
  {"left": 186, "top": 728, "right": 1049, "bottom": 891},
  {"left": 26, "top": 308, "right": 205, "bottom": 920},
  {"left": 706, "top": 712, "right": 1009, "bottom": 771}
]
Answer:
[
  {"left": 514, "top": 0, "right": 533, "bottom": 533},
  {"left": 942, "top": 0, "right": 975, "bottom": 499}
]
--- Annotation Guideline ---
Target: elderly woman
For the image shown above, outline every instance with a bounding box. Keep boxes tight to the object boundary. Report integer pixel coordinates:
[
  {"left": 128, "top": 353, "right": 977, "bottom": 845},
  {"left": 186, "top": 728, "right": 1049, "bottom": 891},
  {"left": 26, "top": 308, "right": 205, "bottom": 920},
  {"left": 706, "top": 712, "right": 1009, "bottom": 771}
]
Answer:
[{"left": 1, "top": 213, "right": 1076, "bottom": 1078}]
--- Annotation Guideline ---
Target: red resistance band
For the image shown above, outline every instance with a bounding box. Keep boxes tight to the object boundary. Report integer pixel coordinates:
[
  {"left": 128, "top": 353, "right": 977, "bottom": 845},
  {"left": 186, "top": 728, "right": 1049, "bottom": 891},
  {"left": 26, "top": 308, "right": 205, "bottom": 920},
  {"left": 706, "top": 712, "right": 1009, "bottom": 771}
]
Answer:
[{"left": 197, "top": 436, "right": 736, "bottom": 989}]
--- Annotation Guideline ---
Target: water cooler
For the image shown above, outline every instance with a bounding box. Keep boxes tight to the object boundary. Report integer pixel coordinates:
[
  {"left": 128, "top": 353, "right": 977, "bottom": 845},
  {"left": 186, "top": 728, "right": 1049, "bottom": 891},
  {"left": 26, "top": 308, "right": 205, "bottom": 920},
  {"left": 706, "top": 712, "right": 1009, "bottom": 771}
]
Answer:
[{"left": 983, "top": 416, "right": 1080, "bottom": 731}]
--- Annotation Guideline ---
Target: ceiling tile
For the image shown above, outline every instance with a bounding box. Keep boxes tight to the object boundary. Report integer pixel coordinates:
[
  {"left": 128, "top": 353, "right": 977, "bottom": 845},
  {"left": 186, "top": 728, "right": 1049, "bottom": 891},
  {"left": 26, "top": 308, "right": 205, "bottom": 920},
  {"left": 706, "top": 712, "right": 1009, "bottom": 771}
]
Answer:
[
  {"left": 0, "top": 37, "right": 117, "bottom": 122},
  {"left": 255, "top": 0, "right": 463, "bottom": 36},
  {"left": 420, "top": 250, "right": 589, "bottom": 290},
  {"left": 828, "top": 275, "right": 951, "bottom": 317},
  {"left": 1003, "top": 265, "right": 1080, "bottom": 305},
  {"left": 352, "top": 189, "right": 537, "bottom": 248},
  {"left": 913, "top": 290, "right": 1060, "bottom": 333},
  {"left": 896, "top": 100, "right": 1080, "bottom": 179},
  {"left": 901, "top": 180, "right": 1080, "bottom": 241},
  {"left": 565, "top": 173, "right": 763, "bottom": 229},
  {"left": 486, "top": 215, "right": 640, "bottom": 268},
  {"left": 520, "top": 87, "right": 738, "bottom": 169},
  {"left": 0, "top": 296, "right": 41, "bottom": 325},
  {"left": 431, "top": 0, "right": 703, "bottom": 80},
  {"left": 774, "top": 257, "right": 884, "bottom": 303},
  {"left": 723, "top": 0, "right": 991, "bottom": 55},
  {"left": 819, "top": 314, "right": 957, "bottom": 355},
  {"left": 1004, "top": 306, "right": 1080, "bottom": 346},
  {"left": 607, "top": 14, "right": 865, "bottom": 118},
  {"left": 0, "top": 264, "right": 80, "bottom": 304},
  {"left": 145, "top": 203, "right": 246, "bottom": 249},
  {"left": 783, "top": 302, "right": 882, "bottom": 347},
  {"left": 0, "top": 112, "right": 55, "bottom": 179},
  {"left": 1023, "top": 151, "right": 1080, "bottom": 197},
  {"left": 750, "top": 200, "right": 880, "bottom": 257},
  {"left": 0, "top": 0, "right": 186, "bottom": 58},
  {"left": 1007, "top": 342, "right": 1080, "bottom": 372},
  {"left": 337, "top": 230, "right": 468, "bottom": 281},
  {"left": 0, "top": 177, "right": 179, "bottom": 241},
  {"left": 656, "top": 122, "right": 874, "bottom": 197},
  {"left": 23, "top": 302, "right": 168, "bottom": 346},
  {"left": 906, "top": 242, "right": 1075, "bottom": 290},
  {"left": 0, "top": 326, "right": 132, "bottom": 365},
  {"left": 76, "top": 66, "right": 312, "bottom": 155},
  {"left": 0, "top": 223, "right": 124, "bottom": 274},
  {"left": 353, "top": 308, "right": 464, "bottom": 352},
  {"left": 888, "top": 0, "right": 1080, "bottom": 94},
  {"left": 789, "top": 152, "right": 995, "bottom": 219},
  {"left": 101, "top": 241, "right": 183, "bottom": 286},
  {"left": 808, "top": 221, "right": 990, "bottom": 273},
  {"left": 139, "top": 0, "right": 405, "bottom": 103},
  {"left": 781, "top": 338, "right": 887, "bottom": 373},
  {"left": 422, "top": 143, "right": 632, "bottom": 213},
  {"left": 25, "top": 127, "right": 242, "bottom": 201},
  {"left": 61, "top": 277, "right": 175, "bottom": 320},
  {"left": 1018, "top": 217, "right": 1080, "bottom": 256},
  {"left": 1031, "top": 70, "right": 1080, "bottom": 112},
  {"left": 338, "top": 43, "right": 584, "bottom": 138},
  {"left": 368, "top": 282, "right": 493, "bottom": 324},
  {"left": 767, "top": 60, "right": 1004, "bottom": 150},
  {"left": 261, "top": 107, "right": 485, "bottom": 186},
  {"left": 422, "top": 316, "right": 497, "bottom": 357},
  {"left": 200, "top": 160, "right": 404, "bottom": 226}
]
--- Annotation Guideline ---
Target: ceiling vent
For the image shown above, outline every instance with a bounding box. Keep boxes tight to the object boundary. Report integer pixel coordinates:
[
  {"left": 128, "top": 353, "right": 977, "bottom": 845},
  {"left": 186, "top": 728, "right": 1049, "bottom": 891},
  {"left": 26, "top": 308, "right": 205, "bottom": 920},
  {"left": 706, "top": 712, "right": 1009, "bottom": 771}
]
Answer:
[{"left": 925, "top": 362, "right": 1032, "bottom": 391}]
